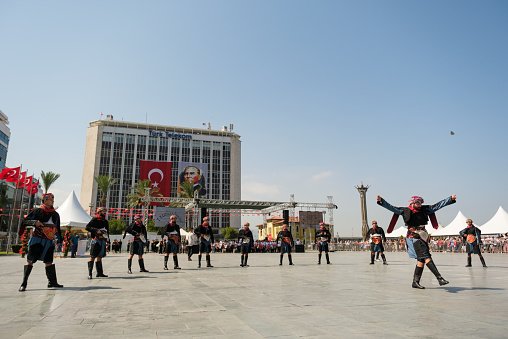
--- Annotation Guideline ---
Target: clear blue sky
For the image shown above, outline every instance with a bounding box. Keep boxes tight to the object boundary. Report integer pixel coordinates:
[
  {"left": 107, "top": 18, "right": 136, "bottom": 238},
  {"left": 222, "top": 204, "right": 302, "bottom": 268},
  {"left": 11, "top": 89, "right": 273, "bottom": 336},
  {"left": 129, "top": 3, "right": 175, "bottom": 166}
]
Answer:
[{"left": 1, "top": 1, "right": 507, "bottom": 236}]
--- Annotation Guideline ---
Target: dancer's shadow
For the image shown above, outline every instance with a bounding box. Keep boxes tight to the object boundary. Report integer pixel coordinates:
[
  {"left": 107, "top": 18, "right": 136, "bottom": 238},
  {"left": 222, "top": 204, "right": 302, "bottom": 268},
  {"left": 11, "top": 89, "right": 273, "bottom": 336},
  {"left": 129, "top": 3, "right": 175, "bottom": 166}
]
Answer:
[
  {"left": 440, "top": 286, "right": 505, "bottom": 293},
  {"left": 106, "top": 275, "right": 158, "bottom": 280},
  {"left": 67, "top": 286, "right": 121, "bottom": 291}
]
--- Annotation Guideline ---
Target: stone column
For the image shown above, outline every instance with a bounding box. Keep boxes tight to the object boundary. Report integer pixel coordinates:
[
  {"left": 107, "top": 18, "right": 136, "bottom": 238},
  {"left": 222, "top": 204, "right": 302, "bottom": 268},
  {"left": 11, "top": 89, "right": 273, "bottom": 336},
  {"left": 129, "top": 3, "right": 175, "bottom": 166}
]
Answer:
[{"left": 355, "top": 183, "right": 370, "bottom": 240}]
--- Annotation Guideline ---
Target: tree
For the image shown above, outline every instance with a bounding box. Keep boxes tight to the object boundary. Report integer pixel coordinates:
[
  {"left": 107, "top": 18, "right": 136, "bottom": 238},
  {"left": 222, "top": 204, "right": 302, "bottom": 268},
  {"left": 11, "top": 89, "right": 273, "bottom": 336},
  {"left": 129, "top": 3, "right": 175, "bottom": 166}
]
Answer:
[
  {"left": 108, "top": 218, "right": 126, "bottom": 235},
  {"left": 94, "top": 175, "right": 118, "bottom": 207},
  {"left": 40, "top": 170, "right": 60, "bottom": 193},
  {"left": 0, "top": 183, "right": 12, "bottom": 232},
  {"left": 146, "top": 220, "right": 159, "bottom": 233},
  {"left": 178, "top": 181, "right": 195, "bottom": 198},
  {"left": 221, "top": 227, "right": 238, "bottom": 240},
  {"left": 126, "top": 179, "right": 162, "bottom": 208}
]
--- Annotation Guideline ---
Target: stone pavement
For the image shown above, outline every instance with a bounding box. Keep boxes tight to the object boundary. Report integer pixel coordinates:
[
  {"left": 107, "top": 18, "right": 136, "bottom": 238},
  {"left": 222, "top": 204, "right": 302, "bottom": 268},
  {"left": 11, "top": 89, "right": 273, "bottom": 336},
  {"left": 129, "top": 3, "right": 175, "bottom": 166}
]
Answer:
[{"left": 0, "top": 251, "right": 506, "bottom": 338}]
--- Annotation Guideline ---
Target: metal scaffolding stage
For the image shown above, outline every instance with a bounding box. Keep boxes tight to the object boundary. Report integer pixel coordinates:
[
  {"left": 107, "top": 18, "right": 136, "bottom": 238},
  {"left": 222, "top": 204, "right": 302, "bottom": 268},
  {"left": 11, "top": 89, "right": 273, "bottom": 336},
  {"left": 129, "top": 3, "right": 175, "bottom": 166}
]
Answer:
[{"left": 141, "top": 193, "right": 338, "bottom": 238}]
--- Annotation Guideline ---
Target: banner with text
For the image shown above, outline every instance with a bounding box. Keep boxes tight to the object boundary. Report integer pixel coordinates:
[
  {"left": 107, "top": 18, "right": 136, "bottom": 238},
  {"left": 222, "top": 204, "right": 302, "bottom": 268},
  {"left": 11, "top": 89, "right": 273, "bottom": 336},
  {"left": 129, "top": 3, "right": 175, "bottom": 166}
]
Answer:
[{"left": 299, "top": 211, "right": 323, "bottom": 229}]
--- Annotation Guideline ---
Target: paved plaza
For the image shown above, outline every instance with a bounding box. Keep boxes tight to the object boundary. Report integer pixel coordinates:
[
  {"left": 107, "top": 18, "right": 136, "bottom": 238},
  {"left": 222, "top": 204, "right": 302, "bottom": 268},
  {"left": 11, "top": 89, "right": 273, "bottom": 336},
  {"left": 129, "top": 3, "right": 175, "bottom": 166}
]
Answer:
[{"left": 1, "top": 250, "right": 507, "bottom": 338}]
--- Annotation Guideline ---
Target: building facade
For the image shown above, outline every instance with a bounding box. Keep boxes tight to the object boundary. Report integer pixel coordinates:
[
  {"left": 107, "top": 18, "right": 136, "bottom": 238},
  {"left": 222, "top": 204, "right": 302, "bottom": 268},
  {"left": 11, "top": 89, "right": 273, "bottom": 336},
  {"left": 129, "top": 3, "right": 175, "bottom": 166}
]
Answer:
[
  {"left": 0, "top": 110, "right": 10, "bottom": 170},
  {"left": 80, "top": 116, "right": 241, "bottom": 230}
]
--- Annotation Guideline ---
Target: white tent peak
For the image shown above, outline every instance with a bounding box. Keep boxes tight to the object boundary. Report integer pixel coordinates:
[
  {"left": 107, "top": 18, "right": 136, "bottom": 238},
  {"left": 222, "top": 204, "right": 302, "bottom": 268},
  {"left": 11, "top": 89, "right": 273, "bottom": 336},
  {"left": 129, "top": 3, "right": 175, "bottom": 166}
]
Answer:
[
  {"left": 56, "top": 191, "right": 92, "bottom": 228},
  {"left": 431, "top": 211, "right": 469, "bottom": 236},
  {"left": 480, "top": 206, "right": 508, "bottom": 235}
]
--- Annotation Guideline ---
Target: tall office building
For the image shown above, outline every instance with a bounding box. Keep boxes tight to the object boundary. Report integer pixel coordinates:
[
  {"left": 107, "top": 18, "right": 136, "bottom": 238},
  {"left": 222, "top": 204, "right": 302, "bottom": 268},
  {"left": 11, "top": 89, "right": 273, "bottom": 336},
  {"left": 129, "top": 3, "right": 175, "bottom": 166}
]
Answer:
[
  {"left": 0, "top": 110, "right": 10, "bottom": 170},
  {"left": 80, "top": 115, "right": 241, "bottom": 229}
]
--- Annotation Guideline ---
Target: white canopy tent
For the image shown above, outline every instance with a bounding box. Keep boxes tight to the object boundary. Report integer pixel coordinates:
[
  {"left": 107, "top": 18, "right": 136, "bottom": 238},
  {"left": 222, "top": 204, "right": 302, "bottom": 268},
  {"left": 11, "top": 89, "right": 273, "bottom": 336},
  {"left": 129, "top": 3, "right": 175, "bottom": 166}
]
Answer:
[
  {"left": 480, "top": 206, "right": 508, "bottom": 235},
  {"left": 386, "top": 224, "right": 444, "bottom": 238},
  {"left": 431, "top": 211, "right": 469, "bottom": 236},
  {"left": 386, "top": 226, "right": 407, "bottom": 238},
  {"left": 56, "top": 191, "right": 92, "bottom": 229}
]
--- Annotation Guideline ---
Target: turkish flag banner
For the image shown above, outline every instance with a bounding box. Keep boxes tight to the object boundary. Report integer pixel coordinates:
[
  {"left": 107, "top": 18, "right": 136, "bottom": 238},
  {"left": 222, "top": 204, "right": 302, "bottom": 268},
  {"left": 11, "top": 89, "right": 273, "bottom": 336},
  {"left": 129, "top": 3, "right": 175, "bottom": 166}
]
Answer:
[
  {"left": 18, "top": 175, "right": 32, "bottom": 188},
  {"left": 27, "top": 180, "right": 39, "bottom": 195},
  {"left": 16, "top": 171, "right": 27, "bottom": 187},
  {"left": 139, "top": 160, "right": 172, "bottom": 201},
  {"left": 0, "top": 166, "right": 21, "bottom": 182}
]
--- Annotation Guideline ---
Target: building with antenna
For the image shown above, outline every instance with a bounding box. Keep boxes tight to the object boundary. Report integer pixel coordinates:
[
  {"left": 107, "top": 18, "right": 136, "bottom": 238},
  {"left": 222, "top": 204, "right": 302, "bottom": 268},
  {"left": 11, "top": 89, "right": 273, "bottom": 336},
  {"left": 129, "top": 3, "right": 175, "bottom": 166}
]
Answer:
[{"left": 80, "top": 115, "right": 241, "bottom": 229}]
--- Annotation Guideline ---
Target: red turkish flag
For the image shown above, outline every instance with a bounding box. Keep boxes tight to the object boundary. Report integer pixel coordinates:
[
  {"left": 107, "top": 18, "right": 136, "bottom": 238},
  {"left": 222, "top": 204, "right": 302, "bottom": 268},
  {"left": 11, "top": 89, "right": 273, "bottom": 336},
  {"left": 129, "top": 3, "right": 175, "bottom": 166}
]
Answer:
[
  {"left": 18, "top": 174, "right": 32, "bottom": 188},
  {"left": 139, "top": 160, "right": 172, "bottom": 199},
  {"left": 27, "top": 180, "right": 39, "bottom": 194},
  {"left": 16, "top": 171, "right": 27, "bottom": 187},
  {"left": 0, "top": 166, "right": 21, "bottom": 182}
]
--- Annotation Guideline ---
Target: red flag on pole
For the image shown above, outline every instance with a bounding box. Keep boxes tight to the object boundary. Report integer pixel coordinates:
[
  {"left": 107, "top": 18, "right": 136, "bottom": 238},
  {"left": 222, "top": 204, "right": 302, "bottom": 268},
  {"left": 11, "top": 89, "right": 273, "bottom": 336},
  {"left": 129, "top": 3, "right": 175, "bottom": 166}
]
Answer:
[
  {"left": 27, "top": 180, "right": 39, "bottom": 194},
  {"left": 16, "top": 171, "right": 27, "bottom": 187},
  {"left": 139, "top": 160, "right": 172, "bottom": 202},
  {"left": 18, "top": 175, "right": 32, "bottom": 188},
  {"left": 0, "top": 166, "right": 21, "bottom": 182}
]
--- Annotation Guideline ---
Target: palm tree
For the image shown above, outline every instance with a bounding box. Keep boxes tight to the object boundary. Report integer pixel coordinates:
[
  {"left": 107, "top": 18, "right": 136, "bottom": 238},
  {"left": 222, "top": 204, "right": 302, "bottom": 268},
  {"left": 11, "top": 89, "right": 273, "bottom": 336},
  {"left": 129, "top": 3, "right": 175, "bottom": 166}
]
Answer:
[
  {"left": 40, "top": 170, "right": 60, "bottom": 193},
  {"left": 126, "top": 179, "right": 162, "bottom": 208},
  {"left": 94, "top": 175, "right": 118, "bottom": 207},
  {"left": 178, "top": 181, "right": 196, "bottom": 198}
]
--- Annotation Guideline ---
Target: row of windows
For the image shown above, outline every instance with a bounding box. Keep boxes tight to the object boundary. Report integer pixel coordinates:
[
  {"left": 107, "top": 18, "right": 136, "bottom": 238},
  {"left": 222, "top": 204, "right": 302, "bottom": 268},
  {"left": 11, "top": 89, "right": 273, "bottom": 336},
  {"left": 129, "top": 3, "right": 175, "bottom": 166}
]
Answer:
[{"left": 97, "top": 132, "right": 233, "bottom": 210}]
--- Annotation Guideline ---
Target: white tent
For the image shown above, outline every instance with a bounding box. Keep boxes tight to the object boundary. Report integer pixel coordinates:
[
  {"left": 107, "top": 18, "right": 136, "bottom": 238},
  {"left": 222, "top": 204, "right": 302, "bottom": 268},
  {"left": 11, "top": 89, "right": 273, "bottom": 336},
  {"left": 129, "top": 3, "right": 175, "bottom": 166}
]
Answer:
[
  {"left": 386, "top": 224, "right": 444, "bottom": 238},
  {"left": 480, "top": 206, "right": 508, "bottom": 235},
  {"left": 431, "top": 211, "right": 469, "bottom": 236},
  {"left": 386, "top": 226, "right": 407, "bottom": 238},
  {"left": 57, "top": 191, "right": 92, "bottom": 228}
]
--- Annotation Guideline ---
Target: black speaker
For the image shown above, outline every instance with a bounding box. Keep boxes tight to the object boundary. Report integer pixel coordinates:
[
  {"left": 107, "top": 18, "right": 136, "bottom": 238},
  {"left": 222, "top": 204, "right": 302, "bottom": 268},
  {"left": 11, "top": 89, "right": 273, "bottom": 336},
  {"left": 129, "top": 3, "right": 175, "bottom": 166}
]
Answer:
[
  {"left": 283, "top": 210, "right": 289, "bottom": 225},
  {"left": 201, "top": 207, "right": 208, "bottom": 220}
]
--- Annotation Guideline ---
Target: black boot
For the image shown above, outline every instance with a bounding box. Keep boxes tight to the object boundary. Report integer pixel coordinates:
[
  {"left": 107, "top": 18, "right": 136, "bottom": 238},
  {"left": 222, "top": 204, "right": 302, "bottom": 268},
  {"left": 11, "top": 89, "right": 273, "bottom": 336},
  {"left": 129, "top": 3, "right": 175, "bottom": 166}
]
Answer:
[
  {"left": 480, "top": 256, "right": 487, "bottom": 268},
  {"left": 139, "top": 259, "right": 149, "bottom": 272},
  {"left": 244, "top": 255, "right": 249, "bottom": 267},
  {"left": 240, "top": 255, "right": 244, "bottom": 267},
  {"left": 370, "top": 253, "right": 375, "bottom": 264},
  {"left": 164, "top": 256, "right": 169, "bottom": 270},
  {"left": 19, "top": 265, "right": 33, "bottom": 292},
  {"left": 326, "top": 253, "right": 331, "bottom": 265},
  {"left": 288, "top": 254, "right": 293, "bottom": 265},
  {"left": 318, "top": 253, "right": 322, "bottom": 265},
  {"left": 173, "top": 256, "right": 181, "bottom": 269},
  {"left": 96, "top": 261, "right": 108, "bottom": 277},
  {"left": 381, "top": 254, "right": 387, "bottom": 265},
  {"left": 88, "top": 261, "right": 94, "bottom": 279},
  {"left": 279, "top": 255, "right": 283, "bottom": 266},
  {"left": 206, "top": 255, "right": 213, "bottom": 267},
  {"left": 466, "top": 256, "right": 472, "bottom": 267},
  {"left": 426, "top": 260, "right": 449, "bottom": 286},
  {"left": 198, "top": 254, "right": 202, "bottom": 268},
  {"left": 46, "top": 264, "right": 63, "bottom": 288},
  {"left": 128, "top": 258, "right": 132, "bottom": 274},
  {"left": 412, "top": 265, "right": 425, "bottom": 289}
]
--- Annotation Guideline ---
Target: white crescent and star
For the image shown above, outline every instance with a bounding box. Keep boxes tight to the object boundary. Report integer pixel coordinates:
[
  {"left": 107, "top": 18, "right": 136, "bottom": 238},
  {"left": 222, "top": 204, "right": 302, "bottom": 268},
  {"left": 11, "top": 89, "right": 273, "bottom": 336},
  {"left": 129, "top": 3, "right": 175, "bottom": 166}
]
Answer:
[{"left": 148, "top": 168, "right": 164, "bottom": 187}]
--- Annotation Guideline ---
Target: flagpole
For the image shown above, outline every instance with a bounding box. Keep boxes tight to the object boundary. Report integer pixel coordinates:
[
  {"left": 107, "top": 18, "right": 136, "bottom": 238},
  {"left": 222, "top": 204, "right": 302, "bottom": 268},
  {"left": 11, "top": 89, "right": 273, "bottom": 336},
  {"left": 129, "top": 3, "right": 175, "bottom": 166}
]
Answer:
[
  {"left": 15, "top": 176, "right": 28, "bottom": 244},
  {"left": 6, "top": 164, "right": 22, "bottom": 253}
]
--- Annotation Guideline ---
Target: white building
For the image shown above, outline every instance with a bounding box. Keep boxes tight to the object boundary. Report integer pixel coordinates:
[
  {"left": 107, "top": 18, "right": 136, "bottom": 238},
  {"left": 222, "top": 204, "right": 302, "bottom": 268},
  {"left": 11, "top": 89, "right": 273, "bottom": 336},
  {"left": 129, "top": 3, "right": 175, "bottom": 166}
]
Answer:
[
  {"left": 0, "top": 109, "right": 11, "bottom": 170},
  {"left": 80, "top": 115, "right": 241, "bottom": 229}
]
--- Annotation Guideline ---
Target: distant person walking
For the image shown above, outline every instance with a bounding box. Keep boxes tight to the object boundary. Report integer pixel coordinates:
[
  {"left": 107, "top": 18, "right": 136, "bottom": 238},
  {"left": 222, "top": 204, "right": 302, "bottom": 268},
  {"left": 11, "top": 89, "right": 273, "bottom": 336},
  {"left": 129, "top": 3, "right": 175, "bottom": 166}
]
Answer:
[
  {"left": 124, "top": 214, "right": 149, "bottom": 273},
  {"left": 459, "top": 219, "right": 487, "bottom": 268},
  {"left": 19, "top": 193, "right": 63, "bottom": 292},
  {"left": 367, "top": 221, "right": 387, "bottom": 265},
  {"left": 85, "top": 207, "right": 110, "bottom": 279}
]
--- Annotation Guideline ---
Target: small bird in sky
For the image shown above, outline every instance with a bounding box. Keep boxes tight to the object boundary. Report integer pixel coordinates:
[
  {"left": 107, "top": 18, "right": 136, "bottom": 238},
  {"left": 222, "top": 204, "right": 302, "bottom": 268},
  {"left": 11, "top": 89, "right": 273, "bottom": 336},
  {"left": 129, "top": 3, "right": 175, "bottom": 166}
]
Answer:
[{"left": 450, "top": 131, "right": 455, "bottom": 135}]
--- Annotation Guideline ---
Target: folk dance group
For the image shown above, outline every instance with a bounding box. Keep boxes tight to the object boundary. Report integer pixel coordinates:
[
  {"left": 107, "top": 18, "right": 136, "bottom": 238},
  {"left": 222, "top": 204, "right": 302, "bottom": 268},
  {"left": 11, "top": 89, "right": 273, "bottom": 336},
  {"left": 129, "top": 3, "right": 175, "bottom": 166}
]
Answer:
[{"left": 18, "top": 192, "right": 487, "bottom": 292}]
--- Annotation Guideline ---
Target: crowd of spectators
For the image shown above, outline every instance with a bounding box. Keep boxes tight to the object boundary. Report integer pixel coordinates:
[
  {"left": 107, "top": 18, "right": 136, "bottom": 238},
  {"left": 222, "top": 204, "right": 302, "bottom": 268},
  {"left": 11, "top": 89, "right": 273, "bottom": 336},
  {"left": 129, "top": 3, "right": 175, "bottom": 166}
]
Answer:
[{"left": 332, "top": 235, "right": 508, "bottom": 253}]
